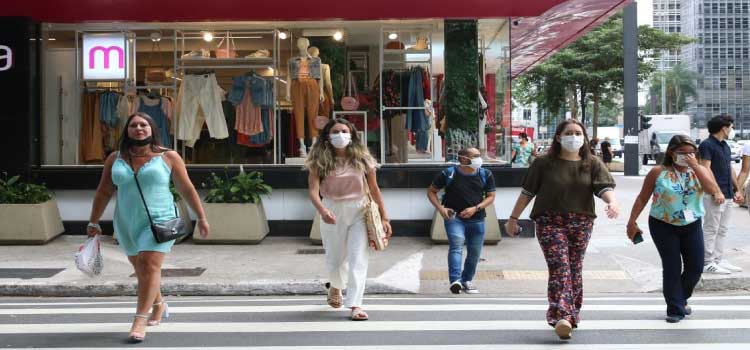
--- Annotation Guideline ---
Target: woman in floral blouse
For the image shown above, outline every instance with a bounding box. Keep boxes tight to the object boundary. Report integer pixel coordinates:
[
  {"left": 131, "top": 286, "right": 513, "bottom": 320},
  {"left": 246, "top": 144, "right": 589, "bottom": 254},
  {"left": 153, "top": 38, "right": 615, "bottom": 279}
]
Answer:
[{"left": 627, "top": 135, "right": 719, "bottom": 323}]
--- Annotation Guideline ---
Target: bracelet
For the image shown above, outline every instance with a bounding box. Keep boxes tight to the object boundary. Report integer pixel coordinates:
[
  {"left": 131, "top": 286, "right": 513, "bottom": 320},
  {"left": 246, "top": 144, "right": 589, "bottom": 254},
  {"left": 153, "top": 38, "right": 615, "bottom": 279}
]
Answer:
[
  {"left": 87, "top": 222, "right": 101, "bottom": 230},
  {"left": 509, "top": 216, "right": 519, "bottom": 221}
]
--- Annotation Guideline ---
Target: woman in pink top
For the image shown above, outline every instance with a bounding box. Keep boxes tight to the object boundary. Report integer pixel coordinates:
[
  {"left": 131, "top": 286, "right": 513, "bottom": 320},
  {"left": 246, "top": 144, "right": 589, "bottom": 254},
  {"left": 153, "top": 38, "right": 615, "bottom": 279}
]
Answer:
[{"left": 305, "top": 118, "right": 391, "bottom": 321}]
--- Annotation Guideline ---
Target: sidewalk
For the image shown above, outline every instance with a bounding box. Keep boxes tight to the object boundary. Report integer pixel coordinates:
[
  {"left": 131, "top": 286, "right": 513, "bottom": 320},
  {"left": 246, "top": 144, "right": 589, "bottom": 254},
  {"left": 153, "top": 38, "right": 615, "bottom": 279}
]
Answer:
[{"left": 1, "top": 175, "right": 749, "bottom": 296}]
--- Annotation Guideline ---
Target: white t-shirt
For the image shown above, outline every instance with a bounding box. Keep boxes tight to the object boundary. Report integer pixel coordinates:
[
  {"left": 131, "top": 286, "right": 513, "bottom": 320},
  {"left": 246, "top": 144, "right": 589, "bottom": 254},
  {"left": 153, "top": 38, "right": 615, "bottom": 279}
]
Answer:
[{"left": 742, "top": 143, "right": 750, "bottom": 157}]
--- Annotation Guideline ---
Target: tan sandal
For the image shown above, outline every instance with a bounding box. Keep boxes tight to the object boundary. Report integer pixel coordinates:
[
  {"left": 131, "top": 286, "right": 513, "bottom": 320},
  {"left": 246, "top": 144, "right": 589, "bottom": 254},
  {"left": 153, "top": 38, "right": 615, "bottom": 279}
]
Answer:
[
  {"left": 351, "top": 307, "right": 369, "bottom": 321},
  {"left": 325, "top": 282, "right": 342, "bottom": 308}
]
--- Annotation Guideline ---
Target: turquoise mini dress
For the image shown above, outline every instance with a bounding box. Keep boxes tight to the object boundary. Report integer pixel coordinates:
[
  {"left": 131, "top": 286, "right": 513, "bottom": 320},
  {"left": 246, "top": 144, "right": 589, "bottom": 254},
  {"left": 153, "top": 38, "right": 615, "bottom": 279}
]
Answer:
[{"left": 111, "top": 153, "right": 177, "bottom": 256}]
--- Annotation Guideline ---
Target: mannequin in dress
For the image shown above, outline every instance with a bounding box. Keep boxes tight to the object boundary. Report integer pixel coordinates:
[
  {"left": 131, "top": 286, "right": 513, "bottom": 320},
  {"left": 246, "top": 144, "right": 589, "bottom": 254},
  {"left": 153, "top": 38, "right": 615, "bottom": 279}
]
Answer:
[
  {"left": 308, "top": 46, "right": 334, "bottom": 120},
  {"left": 286, "top": 37, "right": 324, "bottom": 157}
]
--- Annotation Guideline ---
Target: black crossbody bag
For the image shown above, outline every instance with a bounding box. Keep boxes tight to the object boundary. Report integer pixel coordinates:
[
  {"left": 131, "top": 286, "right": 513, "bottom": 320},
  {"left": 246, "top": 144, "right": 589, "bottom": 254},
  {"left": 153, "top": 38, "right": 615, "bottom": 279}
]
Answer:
[{"left": 133, "top": 173, "right": 189, "bottom": 243}]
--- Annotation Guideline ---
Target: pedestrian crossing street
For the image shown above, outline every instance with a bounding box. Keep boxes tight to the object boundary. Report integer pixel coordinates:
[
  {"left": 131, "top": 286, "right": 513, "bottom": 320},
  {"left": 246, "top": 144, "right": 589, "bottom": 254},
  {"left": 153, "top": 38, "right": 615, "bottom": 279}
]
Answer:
[{"left": 2, "top": 295, "right": 750, "bottom": 348}]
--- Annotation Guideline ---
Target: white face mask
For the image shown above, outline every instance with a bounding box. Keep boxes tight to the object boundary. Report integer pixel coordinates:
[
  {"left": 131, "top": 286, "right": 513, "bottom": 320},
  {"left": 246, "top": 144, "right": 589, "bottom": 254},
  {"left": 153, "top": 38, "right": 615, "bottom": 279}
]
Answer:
[
  {"left": 728, "top": 128, "right": 736, "bottom": 140},
  {"left": 469, "top": 157, "right": 483, "bottom": 169},
  {"left": 329, "top": 132, "right": 351, "bottom": 149},
  {"left": 674, "top": 154, "right": 689, "bottom": 167},
  {"left": 560, "top": 135, "right": 585, "bottom": 153}
]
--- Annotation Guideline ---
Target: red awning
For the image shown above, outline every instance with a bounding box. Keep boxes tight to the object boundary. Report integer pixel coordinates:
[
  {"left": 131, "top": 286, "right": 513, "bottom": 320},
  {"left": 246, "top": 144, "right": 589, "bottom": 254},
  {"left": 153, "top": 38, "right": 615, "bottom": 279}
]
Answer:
[
  {"left": 511, "top": 0, "right": 633, "bottom": 78},
  {"left": 4, "top": 0, "right": 568, "bottom": 22}
]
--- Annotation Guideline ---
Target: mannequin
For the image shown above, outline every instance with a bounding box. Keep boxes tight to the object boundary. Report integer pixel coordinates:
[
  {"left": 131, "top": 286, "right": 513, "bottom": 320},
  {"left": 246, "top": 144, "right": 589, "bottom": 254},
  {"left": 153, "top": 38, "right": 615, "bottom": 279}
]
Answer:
[
  {"left": 286, "top": 37, "right": 324, "bottom": 157},
  {"left": 308, "top": 46, "right": 334, "bottom": 119}
]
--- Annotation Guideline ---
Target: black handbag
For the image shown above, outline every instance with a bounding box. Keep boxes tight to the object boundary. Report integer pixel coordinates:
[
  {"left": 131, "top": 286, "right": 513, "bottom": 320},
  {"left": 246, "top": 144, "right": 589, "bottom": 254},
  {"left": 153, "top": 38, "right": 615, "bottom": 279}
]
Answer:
[{"left": 133, "top": 173, "right": 189, "bottom": 243}]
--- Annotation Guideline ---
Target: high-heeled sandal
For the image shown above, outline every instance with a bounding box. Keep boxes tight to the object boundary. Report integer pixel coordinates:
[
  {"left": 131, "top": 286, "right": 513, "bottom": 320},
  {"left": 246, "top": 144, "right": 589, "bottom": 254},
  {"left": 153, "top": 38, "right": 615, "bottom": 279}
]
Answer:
[
  {"left": 147, "top": 301, "right": 170, "bottom": 326},
  {"left": 128, "top": 314, "right": 149, "bottom": 343}
]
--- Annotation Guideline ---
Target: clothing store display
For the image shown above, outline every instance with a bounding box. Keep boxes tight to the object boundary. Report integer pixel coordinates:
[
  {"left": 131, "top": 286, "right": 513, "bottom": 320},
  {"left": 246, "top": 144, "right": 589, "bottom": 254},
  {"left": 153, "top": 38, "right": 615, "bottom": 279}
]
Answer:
[
  {"left": 289, "top": 56, "right": 322, "bottom": 80},
  {"left": 246, "top": 50, "right": 270, "bottom": 58},
  {"left": 235, "top": 89, "right": 263, "bottom": 136},
  {"left": 79, "top": 93, "right": 104, "bottom": 163},
  {"left": 406, "top": 67, "right": 429, "bottom": 152},
  {"left": 182, "top": 49, "right": 210, "bottom": 59},
  {"left": 385, "top": 41, "right": 405, "bottom": 50},
  {"left": 99, "top": 91, "right": 121, "bottom": 128},
  {"left": 291, "top": 78, "right": 321, "bottom": 139},
  {"left": 227, "top": 73, "right": 273, "bottom": 107},
  {"left": 215, "top": 33, "right": 238, "bottom": 58},
  {"left": 342, "top": 73, "right": 360, "bottom": 111},
  {"left": 176, "top": 73, "right": 229, "bottom": 147},
  {"left": 137, "top": 95, "right": 172, "bottom": 148}
]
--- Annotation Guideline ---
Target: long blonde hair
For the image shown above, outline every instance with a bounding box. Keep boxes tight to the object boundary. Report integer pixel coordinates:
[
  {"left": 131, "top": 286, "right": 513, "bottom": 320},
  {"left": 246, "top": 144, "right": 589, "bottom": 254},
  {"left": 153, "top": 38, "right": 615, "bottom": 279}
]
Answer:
[{"left": 304, "top": 118, "right": 377, "bottom": 180}]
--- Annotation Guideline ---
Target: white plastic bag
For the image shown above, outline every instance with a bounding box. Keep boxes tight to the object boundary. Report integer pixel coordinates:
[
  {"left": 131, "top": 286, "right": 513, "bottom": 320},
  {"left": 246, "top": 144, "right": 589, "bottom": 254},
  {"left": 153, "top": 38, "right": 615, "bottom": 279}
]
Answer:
[{"left": 75, "top": 235, "right": 103, "bottom": 277}]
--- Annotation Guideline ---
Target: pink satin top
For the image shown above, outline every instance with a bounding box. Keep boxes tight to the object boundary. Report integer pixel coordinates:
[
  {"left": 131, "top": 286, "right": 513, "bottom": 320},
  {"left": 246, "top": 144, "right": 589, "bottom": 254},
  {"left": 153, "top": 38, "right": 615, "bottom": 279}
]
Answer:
[{"left": 320, "top": 160, "right": 375, "bottom": 200}]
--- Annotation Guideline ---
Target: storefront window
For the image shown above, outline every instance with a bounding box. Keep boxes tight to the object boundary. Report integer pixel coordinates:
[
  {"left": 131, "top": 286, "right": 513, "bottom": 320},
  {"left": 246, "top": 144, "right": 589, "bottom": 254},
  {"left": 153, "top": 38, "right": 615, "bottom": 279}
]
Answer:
[
  {"left": 39, "top": 20, "right": 523, "bottom": 167},
  {"left": 477, "top": 19, "right": 512, "bottom": 165}
]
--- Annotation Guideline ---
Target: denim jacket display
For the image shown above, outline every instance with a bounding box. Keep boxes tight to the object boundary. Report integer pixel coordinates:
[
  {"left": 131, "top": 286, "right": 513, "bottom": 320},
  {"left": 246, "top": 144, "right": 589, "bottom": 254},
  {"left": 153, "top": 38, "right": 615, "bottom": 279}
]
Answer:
[
  {"left": 227, "top": 74, "right": 274, "bottom": 107},
  {"left": 288, "top": 56, "right": 322, "bottom": 80}
]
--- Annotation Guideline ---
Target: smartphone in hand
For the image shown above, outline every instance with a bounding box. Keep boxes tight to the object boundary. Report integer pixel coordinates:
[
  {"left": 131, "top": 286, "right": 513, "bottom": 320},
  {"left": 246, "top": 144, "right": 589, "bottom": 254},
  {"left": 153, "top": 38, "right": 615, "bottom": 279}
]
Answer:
[{"left": 632, "top": 232, "right": 644, "bottom": 245}]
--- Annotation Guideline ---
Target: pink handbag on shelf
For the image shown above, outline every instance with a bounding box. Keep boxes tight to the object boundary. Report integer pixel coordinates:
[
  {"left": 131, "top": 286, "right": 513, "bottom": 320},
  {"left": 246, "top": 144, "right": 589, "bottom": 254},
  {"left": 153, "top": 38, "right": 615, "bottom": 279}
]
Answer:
[
  {"left": 341, "top": 73, "right": 360, "bottom": 111},
  {"left": 215, "top": 33, "right": 237, "bottom": 58}
]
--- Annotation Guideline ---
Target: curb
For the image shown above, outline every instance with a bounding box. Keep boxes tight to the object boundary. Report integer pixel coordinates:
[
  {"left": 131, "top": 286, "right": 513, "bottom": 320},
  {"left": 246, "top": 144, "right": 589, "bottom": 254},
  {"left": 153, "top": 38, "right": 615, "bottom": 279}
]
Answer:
[
  {"left": 698, "top": 276, "right": 750, "bottom": 292},
  {"left": 0, "top": 279, "right": 416, "bottom": 297}
]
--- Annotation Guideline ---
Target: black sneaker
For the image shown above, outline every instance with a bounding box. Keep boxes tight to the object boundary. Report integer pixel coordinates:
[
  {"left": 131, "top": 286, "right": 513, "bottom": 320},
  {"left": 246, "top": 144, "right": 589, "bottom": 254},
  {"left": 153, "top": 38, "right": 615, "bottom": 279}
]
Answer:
[
  {"left": 449, "top": 281, "right": 462, "bottom": 294},
  {"left": 462, "top": 281, "right": 479, "bottom": 294},
  {"left": 666, "top": 314, "right": 684, "bottom": 323}
]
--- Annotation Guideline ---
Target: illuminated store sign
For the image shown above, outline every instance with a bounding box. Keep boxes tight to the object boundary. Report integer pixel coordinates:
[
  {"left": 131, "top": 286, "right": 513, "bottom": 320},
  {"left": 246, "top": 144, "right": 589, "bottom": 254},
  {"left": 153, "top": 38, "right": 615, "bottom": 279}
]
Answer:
[{"left": 82, "top": 33, "right": 127, "bottom": 80}]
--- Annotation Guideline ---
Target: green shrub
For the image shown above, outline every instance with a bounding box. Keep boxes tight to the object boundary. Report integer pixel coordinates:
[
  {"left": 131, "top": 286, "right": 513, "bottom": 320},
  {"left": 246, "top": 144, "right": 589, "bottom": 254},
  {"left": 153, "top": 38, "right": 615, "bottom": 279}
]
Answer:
[
  {"left": 0, "top": 174, "right": 53, "bottom": 204},
  {"left": 203, "top": 171, "right": 272, "bottom": 204}
]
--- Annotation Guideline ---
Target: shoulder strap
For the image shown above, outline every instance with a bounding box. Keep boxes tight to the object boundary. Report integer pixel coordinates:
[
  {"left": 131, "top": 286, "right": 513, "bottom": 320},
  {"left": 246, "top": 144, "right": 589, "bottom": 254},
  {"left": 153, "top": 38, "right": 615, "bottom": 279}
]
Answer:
[
  {"left": 479, "top": 168, "right": 489, "bottom": 187},
  {"left": 443, "top": 166, "right": 457, "bottom": 189},
  {"left": 133, "top": 173, "right": 155, "bottom": 226}
]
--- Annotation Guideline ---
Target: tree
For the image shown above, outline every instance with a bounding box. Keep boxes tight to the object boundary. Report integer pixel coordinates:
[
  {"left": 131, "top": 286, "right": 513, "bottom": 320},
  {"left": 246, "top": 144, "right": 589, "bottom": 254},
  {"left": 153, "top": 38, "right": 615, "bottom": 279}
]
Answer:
[
  {"left": 645, "top": 63, "right": 698, "bottom": 114},
  {"left": 514, "top": 12, "right": 694, "bottom": 137}
]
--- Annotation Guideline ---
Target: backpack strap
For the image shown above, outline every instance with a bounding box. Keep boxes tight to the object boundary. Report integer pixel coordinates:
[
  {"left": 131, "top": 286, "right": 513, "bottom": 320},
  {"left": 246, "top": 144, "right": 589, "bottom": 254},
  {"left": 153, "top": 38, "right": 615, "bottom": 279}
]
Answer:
[
  {"left": 478, "top": 168, "right": 489, "bottom": 188},
  {"left": 443, "top": 165, "right": 457, "bottom": 189}
]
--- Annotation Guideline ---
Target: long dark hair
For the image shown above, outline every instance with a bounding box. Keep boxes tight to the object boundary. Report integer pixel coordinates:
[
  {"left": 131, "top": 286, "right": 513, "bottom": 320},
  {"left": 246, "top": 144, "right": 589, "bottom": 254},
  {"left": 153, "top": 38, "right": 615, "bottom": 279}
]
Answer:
[
  {"left": 304, "top": 118, "right": 376, "bottom": 179},
  {"left": 547, "top": 119, "right": 593, "bottom": 170},
  {"left": 118, "top": 112, "right": 164, "bottom": 161},
  {"left": 662, "top": 134, "right": 697, "bottom": 167}
]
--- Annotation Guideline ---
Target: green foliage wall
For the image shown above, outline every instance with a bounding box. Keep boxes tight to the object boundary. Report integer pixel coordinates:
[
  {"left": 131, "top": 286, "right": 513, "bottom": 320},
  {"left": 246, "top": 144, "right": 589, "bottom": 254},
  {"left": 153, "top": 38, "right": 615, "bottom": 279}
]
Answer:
[
  {"left": 444, "top": 20, "right": 480, "bottom": 156},
  {"left": 309, "top": 38, "right": 346, "bottom": 110}
]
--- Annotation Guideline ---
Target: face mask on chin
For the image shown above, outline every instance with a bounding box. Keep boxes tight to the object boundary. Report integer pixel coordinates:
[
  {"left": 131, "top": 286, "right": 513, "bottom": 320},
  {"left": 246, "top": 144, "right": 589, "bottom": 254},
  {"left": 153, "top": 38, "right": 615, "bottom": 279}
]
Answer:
[{"left": 127, "top": 136, "right": 153, "bottom": 147}]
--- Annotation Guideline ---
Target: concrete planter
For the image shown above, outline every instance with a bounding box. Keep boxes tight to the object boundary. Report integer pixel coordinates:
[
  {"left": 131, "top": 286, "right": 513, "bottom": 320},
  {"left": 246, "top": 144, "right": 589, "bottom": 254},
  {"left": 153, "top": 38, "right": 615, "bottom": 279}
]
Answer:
[
  {"left": 0, "top": 199, "right": 64, "bottom": 245},
  {"left": 430, "top": 202, "right": 501, "bottom": 244},
  {"left": 193, "top": 201, "right": 269, "bottom": 244}
]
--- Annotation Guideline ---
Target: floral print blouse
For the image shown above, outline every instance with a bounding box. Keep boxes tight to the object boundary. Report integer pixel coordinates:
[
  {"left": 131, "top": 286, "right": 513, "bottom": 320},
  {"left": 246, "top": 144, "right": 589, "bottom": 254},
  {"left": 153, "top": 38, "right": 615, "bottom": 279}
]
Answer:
[{"left": 649, "top": 168, "right": 705, "bottom": 226}]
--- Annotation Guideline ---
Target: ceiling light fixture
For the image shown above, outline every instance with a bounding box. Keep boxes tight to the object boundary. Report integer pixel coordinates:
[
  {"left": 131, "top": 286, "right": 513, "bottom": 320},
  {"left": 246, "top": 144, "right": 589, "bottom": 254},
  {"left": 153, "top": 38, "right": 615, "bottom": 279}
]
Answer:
[
  {"left": 388, "top": 32, "right": 398, "bottom": 40},
  {"left": 202, "top": 31, "right": 214, "bottom": 42},
  {"left": 150, "top": 32, "right": 162, "bottom": 42},
  {"left": 279, "top": 31, "right": 288, "bottom": 40},
  {"left": 333, "top": 30, "right": 344, "bottom": 41}
]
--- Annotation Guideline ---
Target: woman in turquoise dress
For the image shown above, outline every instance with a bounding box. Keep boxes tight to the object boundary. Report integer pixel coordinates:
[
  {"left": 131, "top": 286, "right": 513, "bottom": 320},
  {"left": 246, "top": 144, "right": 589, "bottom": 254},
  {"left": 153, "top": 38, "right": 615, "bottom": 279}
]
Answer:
[
  {"left": 87, "top": 112, "right": 210, "bottom": 343},
  {"left": 627, "top": 135, "right": 719, "bottom": 323},
  {"left": 511, "top": 132, "right": 537, "bottom": 167}
]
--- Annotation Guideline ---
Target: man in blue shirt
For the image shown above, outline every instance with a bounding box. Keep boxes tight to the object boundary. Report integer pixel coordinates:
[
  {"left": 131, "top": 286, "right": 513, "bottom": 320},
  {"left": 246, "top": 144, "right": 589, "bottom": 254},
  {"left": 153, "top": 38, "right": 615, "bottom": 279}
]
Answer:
[{"left": 699, "top": 114, "right": 744, "bottom": 274}]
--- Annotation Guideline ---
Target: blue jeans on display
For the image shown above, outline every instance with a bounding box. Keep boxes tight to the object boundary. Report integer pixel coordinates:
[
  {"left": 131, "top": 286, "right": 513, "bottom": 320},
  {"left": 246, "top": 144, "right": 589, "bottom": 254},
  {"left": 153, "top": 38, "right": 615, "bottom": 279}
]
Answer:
[
  {"left": 445, "top": 218, "right": 485, "bottom": 284},
  {"left": 648, "top": 217, "right": 704, "bottom": 317}
]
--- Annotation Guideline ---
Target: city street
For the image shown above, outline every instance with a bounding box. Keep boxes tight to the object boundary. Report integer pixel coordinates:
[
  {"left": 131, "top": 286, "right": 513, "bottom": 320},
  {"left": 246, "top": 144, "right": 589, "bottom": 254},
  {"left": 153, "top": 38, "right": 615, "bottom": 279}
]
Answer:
[{"left": 2, "top": 294, "right": 750, "bottom": 348}]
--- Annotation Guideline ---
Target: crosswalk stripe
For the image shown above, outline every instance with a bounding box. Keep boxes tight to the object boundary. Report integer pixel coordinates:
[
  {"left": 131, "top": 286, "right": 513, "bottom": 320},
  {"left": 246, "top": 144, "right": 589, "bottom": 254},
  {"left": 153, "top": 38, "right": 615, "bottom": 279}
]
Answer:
[
  {"left": 2, "top": 295, "right": 750, "bottom": 307},
  {"left": 2, "top": 304, "right": 750, "bottom": 315},
  {"left": 2, "top": 319, "right": 750, "bottom": 334},
  {"left": 3, "top": 345, "right": 750, "bottom": 350}
]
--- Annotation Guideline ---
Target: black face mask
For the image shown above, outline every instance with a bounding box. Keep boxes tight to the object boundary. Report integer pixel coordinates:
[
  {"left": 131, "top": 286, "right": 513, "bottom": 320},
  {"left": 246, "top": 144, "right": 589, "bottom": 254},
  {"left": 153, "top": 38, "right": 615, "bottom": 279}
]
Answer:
[{"left": 127, "top": 136, "right": 153, "bottom": 147}]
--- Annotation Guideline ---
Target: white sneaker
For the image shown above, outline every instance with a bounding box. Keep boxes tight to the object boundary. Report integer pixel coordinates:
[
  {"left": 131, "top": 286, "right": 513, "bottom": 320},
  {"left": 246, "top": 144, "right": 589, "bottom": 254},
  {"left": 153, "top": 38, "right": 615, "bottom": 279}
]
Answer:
[
  {"left": 703, "top": 263, "right": 732, "bottom": 274},
  {"left": 718, "top": 260, "right": 743, "bottom": 272}
]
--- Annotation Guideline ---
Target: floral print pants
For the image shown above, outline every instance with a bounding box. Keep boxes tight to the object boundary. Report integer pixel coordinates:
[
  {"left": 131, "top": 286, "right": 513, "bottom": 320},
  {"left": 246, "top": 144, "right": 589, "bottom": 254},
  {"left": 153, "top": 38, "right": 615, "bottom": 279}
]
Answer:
[{"left": 535, "top": 212, "right": 594, "bottom": 327}]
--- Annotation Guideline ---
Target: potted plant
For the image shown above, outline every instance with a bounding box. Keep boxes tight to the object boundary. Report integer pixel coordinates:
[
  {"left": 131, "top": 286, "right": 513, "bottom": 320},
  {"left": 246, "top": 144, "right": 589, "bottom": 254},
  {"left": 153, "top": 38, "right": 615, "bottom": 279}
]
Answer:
[
  {"left": 0, "top": 173, "right": 64, "bottom": 244},
  {"left": 193, "top": 170, "right": 272, "bottom": 244}
]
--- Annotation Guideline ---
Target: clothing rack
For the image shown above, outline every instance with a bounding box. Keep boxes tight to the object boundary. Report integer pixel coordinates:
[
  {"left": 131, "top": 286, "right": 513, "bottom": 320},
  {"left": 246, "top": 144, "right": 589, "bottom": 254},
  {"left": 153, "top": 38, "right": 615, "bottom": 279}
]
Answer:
[{"left": 175, "top": 29, "right": 281, "bottom": 164}]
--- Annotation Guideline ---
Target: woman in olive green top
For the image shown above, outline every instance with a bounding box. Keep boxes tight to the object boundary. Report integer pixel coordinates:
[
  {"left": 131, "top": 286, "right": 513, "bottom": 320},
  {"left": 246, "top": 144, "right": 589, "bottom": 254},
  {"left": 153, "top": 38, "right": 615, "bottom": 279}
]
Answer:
[{"left": 505, "top": 119, "right": 619, "bottom": 341}]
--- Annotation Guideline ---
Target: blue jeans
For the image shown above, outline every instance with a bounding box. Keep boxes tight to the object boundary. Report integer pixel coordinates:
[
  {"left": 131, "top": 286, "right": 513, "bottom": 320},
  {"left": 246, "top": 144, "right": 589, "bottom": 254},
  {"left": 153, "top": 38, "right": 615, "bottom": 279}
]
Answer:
[
  {"left": 445, "top": 218, "right": 485, "bottom": 283},
  {"left": 648, "top": 217, "right": 704, "bottom": 317}
]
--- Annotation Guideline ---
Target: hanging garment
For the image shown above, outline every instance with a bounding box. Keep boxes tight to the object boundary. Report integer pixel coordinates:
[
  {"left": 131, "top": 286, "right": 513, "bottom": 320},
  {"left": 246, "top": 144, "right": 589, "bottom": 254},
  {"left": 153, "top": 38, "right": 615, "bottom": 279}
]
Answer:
[
  {"left": 249, "top": 109, "right": 275, "bottom": 145},
  {"left": 99, "top": 91, "right": 121, "bottom": 128},
  {"left": 235, "top": 89, "right": 263, "bottom": 136},
  {"left": 176, "top": 74, "right": 228, "bottom": 147},
  {"left": 138, "top": 95, "right": 172, "bottom": 148},
  {"left": 117, "top": 94, "right": 132, "bottom": 125},
  {"left": 79, "top": 93, "right": 104, "bottom": 163}
]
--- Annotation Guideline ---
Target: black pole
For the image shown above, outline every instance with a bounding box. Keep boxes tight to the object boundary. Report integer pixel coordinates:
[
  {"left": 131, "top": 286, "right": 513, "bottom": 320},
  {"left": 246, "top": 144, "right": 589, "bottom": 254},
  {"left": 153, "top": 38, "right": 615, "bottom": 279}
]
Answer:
[{"left": 623, "top": 2, "right": 639, "bottom": 176}]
